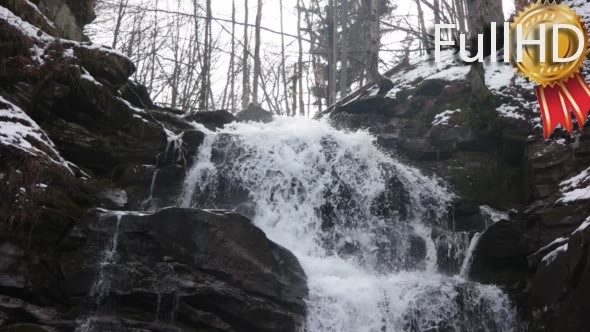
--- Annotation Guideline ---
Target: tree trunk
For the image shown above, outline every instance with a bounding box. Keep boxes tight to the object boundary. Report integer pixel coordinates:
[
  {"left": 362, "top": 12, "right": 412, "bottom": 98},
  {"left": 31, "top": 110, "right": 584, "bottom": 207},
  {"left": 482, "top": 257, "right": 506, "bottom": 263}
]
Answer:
[
  {"left": 327, "top": 0, "right": 336, "bottom": 106},
  {"left": 242, "top": 0, "right": 251, "bottom": 110},
  {"left": 339, "top": 0, "right": 349, "bottom": 97},
  {"left": 279, "top": 0, "right": 291, "bottom": 115},
  {"left": 148, "top": 0, "right": 159, "bottom": 94},
  {"left": 434, "top": 0, "right": 441, "bottom": 25},
  {"left": 297, "top": 0, "right": 305, "bottom": 116},
  {"left": 465, "top": 0, "right": 503, "bottom": 101},
  {"left": 198, "top": 0, "right": 212, "bottom": 111},
  {"left": 292, "top": 68, "right": 298, "bottom": 116},
  {"left": 363, "top": 0, "right": 381, "bottom": 84},
  {"left": 252, "top": 0, "right": 263, "bottom": 105},
  {"left": 230, "top": 0, "right": 236, "bottom": 112},
  {"left": 454, "top": 0, "right": 467, "bottom": 33},
  {"left": 415, "top": 0, "right": 430, "bottom": 55},
  {"left": 112, "top": 0, "right": 129, "bottom": 49}
]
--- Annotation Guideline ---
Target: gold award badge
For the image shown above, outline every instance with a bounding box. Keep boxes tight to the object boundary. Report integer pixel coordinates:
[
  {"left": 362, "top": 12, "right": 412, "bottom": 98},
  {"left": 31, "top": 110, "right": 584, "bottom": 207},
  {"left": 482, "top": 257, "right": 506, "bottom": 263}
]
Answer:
[{"left": 510, "top": 2, "right": 590, "bottom": 138}]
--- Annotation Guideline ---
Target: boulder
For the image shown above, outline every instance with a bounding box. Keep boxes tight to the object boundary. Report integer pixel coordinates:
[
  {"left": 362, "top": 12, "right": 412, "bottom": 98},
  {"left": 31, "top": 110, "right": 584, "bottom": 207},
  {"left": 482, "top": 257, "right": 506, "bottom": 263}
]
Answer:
[
  {"left": 182, "top": 129, "right": 205, "bottom": 162},
  {"left": 550, "top": 247, "right": 590, "bottom": 332},
  {"left": 333, "top": 95, "right": 397, "bottom": 116},
  {"left": 529, "top": 242, "right": 570, "bottom": 305},
  {"left": 236, "top": 104, "right": 273, "bottom": 123},
  {"left": 185, "top": 110, "right": 237, "bottom": 130},
  {"left": 469, "top": 220, "right": 529, "bottom": 288},
  {"left": 119, "top": 80, "right": 154, "bottom": 109},
  {"left": 72, "top": 43, "right": 136, "bottom": 88},
  {"left": 58, "top": 208, "right": 308, "bottom": 332}
]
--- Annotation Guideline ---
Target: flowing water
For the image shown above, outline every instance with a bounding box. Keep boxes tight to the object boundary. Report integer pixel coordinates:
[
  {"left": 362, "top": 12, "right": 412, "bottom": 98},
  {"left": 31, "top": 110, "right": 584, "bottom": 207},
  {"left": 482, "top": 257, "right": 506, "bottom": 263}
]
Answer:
[
  {"left": 180, "top": 118, "right": 519, "bottom": 332},
  {"left": 76, "top": 213, "right": 124, "bottom": 332}
]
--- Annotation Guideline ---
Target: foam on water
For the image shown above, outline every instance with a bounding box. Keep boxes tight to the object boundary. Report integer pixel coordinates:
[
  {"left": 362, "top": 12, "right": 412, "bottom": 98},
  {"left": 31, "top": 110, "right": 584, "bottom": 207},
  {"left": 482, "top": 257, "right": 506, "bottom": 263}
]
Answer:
[{"left": 181, "top": 117, "right": 519, "bottom": 332}]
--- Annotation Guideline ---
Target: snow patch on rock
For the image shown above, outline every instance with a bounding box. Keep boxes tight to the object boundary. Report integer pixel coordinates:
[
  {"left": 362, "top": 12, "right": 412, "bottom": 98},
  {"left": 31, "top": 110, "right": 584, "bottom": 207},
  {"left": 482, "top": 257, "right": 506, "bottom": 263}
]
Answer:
[
  {"left": 385, "top": 50, "right": 469, "bottom": 100},
  {"left": 0, "top": 96, "right": 72, "bottom": 172},
  {"left": 480, "top": 205, "right": 509, "bottom": 223},
  {"left": 558, "top": 167, "right": 590, "bottom": 204},
  {"left": 542, "top": 243, "right": 568, "bottom": 265},
  {"left": 432, "top": 109, "right": 461, "bottom": 126}
]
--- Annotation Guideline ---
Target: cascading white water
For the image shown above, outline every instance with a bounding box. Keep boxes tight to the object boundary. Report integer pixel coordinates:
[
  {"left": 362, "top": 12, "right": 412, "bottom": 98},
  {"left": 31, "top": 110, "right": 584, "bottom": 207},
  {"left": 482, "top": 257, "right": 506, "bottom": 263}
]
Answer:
[
  {"left": 76, "top": 213, "right": 124, "bottom": 332},
  {"left": 180, "top": 118, "right": 519, "bottom": 332}
]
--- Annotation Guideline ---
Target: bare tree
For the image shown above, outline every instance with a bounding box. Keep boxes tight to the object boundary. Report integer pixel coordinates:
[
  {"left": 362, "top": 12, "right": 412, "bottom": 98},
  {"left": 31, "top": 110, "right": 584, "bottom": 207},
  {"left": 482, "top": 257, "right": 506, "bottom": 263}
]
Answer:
[
  {"left": 434, "top": 0, "right": 441, "bottom": 25},
  {"left": 112, "top": 0, "right": 129, "bottom": 49},
  {"left": 455, "top": 0, "right": 467, "bottom": 32},
  {"left": 252, "top": 0, "right": 263, "bottom": 105},
  {"left": 415, "top": 0, "right": 429, "bottom": 55},
  {"left": 242, "top": 0, "right": 251, "bottom": 110},
  {"left": 327, "top": 0, "right": 336, "bottom": 105},
  {"left": 339, "top": 0, "right": 349, "bottom": 98},
  {"left": 465, "top": 0, "right": 504, "bottom": 99},
  {"left": 198, "top": 0, "right": 212, "bottom": 111},
  {"left": 363, "top": 0, "right": 381, "bottom": 83},
  {"left": 230, "top": 0, "right": 236, "bottom": 112},
  {"left": 297, "top": 0, "right": 305, "bottom": 116},
  {"left": 279, "top": 0, "right": 291, "bottom": 115}
]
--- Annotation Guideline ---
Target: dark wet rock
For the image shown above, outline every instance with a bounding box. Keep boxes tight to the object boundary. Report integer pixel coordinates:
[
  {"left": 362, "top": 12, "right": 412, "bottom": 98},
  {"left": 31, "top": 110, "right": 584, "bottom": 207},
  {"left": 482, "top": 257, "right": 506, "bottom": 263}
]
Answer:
[
  {"left": 120, "top": 80, "right": 154, "bottom": 109},
  {"left": 414, "top": 79, "right": 446, "bottom": 96},
  {"left": 451, "top": 201, "right": 488, "bottom": 233},
  {"left": 0, "top": 295, "right": 72, "bottom": 331},
  {"left": 550, "top": 246, "right": 590, "bottom": 332},
  {"left": 237, "top": 104, "right": 273, "bottom": 123},
  {"left": 468, "top": 220, "right": 529, "bottom": 288},
  {"left": 529, "top": 242, "right": 570, "bottom": 306},
  {"left": 100, "top": 189, "right": 128, "bottom": 210},
  {"left": 432, "top": 228, "right": 470, "bottom": 275},
  {"left": 185, "top": 110, "right": 237, "bottom": 130},
  {"left": 58, "top": 208, "right": 308, "bottom": 332},
  {"left": 370, "top": 177, "right": 411, "bottom": 220},
  {"left": 182, "top": 129, "right": 205, "bottom": 162},
  {"left": 0, "top": 244, "right": 25, "bottom": 290},
  {"left": 333, "top": 96, "right": 397, "bottom": 116},
  {"left": 111, "top": 163, "right": 185, "bottom": 210},
  {"left": 72, "top": 43, "right": 135, "bottom": 89}
]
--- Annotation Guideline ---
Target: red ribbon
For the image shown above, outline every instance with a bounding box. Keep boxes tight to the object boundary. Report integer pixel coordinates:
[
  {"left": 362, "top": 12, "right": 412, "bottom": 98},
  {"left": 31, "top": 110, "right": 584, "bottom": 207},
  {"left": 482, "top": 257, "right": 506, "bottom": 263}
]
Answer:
[{"left": 536, "top": 73, "right": 590, "bottom": 139}]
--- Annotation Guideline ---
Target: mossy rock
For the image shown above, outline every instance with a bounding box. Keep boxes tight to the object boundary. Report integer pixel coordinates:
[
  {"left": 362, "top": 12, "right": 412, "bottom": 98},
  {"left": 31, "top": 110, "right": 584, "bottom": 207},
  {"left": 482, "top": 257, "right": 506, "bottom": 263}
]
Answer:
[{"left": 414, "top": 79, "right": 446, "bottom": 96}]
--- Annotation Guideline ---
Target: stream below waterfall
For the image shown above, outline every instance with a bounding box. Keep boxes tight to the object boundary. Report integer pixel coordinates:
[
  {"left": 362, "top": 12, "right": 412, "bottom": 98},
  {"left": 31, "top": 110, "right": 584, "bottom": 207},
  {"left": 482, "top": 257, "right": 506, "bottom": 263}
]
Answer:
[{"left": 180, "top": 117, "right": 519, "bottom": 332}]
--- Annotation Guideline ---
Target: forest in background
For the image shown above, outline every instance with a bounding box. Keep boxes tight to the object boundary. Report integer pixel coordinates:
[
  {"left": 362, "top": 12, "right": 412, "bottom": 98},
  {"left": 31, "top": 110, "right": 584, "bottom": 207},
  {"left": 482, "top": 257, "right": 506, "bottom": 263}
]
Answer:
[{"left": 87, "top": 0, "right": 523, "bottom": 116}]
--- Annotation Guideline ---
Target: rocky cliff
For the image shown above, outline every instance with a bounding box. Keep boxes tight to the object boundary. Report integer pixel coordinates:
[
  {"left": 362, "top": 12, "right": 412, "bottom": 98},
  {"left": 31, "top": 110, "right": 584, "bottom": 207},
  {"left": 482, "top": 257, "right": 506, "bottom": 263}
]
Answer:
[{"left": 0, "top": 1, "right": 307, "bottom": 331}]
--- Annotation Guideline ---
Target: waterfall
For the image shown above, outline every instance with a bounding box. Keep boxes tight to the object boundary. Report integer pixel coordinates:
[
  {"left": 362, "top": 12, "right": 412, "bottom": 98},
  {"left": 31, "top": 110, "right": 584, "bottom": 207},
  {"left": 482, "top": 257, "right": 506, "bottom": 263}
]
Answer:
[
  {"left": 76, "top": 213, "right": 124, "bottom": 332},
  {"left": 460, "top": 232, "right": 482, "bottom": 277},
  {"left": 181, "top": 118, "right": 519, "bottom": 332},
  {"left": 141, "top": 169, "right": 160, "bottom": 211},
  {"left": 90, "top": 214, "right": 123, "bottom": 305}
]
